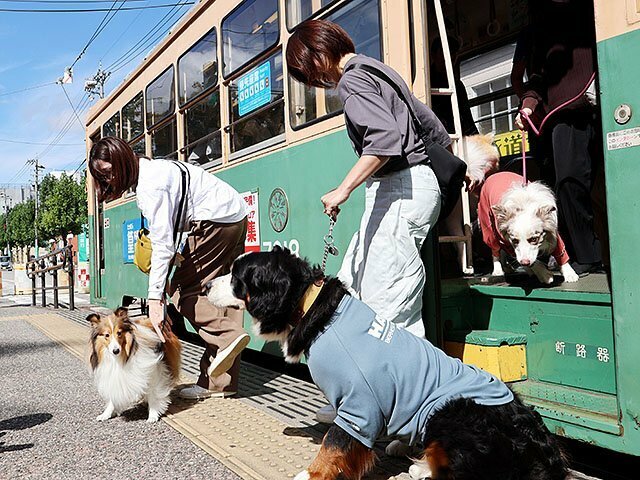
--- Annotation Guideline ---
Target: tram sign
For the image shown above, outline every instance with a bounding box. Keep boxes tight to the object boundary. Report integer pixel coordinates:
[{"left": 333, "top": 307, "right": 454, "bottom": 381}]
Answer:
[
  {"left": 238, "top": 61, "right": 271, "bottom": 117},
  {"left": 241, "top": 191, "right": 260, "bottom": 253}
]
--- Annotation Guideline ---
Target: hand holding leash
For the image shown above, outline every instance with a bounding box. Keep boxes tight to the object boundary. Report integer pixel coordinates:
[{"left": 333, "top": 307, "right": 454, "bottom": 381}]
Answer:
[
  {"left": 148, "top": 298, "right": 166, "bottom": 343},
  {"left": 321, "top": 217, "right": 339, "bottom": 273},
  {"left": 321, "top": 187, "right": 349, "bottom": 219}
]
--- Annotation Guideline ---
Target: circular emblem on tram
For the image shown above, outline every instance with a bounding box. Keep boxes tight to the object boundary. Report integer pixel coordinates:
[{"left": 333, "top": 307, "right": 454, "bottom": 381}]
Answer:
[{"left": 268, "top": 188, "right": 289, "bottom": 233}]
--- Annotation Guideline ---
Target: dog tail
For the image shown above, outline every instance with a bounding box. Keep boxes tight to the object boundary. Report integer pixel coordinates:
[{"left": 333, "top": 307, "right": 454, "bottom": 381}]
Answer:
[{"left": 461, "top": 133, "right": 500, "bottom": 184}]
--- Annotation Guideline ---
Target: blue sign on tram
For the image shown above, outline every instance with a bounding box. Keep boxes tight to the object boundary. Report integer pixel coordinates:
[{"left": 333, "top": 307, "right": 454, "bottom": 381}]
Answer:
[{"left": 238, "top": 61, "right": 271, "bottom": 117}]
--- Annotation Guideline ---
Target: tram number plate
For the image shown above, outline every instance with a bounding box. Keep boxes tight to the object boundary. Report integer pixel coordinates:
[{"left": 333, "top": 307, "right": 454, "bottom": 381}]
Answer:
[{"left": 262, "top": 239, "right": 300, "bottom": 257}]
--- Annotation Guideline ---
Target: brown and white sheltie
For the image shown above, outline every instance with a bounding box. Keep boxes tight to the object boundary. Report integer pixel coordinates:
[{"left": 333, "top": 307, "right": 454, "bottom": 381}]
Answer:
[{"left": 87, "top": 308, "right": 181, "bottom": 423}]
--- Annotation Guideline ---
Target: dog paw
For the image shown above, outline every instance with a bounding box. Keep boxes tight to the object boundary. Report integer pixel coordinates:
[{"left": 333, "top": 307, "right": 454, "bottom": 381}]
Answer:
[
  {"left": 561, "top": 264, "right": 579, "bottom": 283},
  {"left": 294, "top": 470, "right": 310, "bottom": 480},
  {"left": 491, "top": 259, "right": 504, "bottom": 277},
  {"left": 385, "top": 439, "right": 411, "bottom": 457},
  {"left": 462, "top": 266, "right": 474, "bottom": 275},
  {"left": 146, "top": 411, "right": 161, "bottom": 423},
  {"left": 96, "top": 412, "right": 114, "bottom": 422},
  {"left": 409, "top": 462, "right": 433, "bottom": 480}
]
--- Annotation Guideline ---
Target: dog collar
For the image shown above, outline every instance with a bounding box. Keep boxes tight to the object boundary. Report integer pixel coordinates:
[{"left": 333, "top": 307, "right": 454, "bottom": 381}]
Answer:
[{"left": 294, "top": 281, "right": 324, "bottom": 321}]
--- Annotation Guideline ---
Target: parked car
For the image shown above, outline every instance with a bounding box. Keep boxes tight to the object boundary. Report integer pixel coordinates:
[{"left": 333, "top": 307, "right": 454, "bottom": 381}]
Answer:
[{"left": 0, "top": 256, "right": 12, "bottom": 270}]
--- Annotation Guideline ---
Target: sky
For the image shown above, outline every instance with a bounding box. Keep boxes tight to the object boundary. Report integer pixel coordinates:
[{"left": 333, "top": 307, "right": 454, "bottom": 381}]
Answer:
[{"left": 0, "top": 0, "right": 194, "bottom": 186}]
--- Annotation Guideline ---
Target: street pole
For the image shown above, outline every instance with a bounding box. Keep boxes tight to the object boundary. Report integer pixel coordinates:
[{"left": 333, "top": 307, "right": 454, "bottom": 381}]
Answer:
[{"left": 28, "top": 158, "right": 45, "bottom": 258}]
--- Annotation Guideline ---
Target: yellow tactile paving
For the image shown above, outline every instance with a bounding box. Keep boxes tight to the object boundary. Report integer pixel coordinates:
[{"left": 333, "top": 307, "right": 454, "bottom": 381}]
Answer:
[{"left": 18, "top": 311, "right": 411, "bottom": 479}]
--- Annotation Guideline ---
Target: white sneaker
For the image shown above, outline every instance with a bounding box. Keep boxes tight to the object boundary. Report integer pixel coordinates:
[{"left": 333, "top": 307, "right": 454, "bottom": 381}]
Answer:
[
  {"left": 179, "top": 384, "right": 236, "bottom": 400},
  {"left": 315, "top": 403, "right": 337, "bottom": 424},
  {"left": 207, "top": 333, "right": 250, "bottom": 378}
]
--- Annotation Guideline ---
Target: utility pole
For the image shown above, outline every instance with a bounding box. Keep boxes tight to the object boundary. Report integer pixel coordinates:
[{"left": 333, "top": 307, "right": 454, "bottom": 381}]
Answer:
[
  {"left": 28, "top": 158, "right": 45, "bottom": 257},
  {"left": 84, "top": 65, "right": 110, "bottom": 100}
]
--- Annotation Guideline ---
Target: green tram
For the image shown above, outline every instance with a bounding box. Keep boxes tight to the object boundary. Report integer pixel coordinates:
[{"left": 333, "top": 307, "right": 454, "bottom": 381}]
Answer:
[{"left": 85, "top": 0, "right": 640, "bottom": 456}]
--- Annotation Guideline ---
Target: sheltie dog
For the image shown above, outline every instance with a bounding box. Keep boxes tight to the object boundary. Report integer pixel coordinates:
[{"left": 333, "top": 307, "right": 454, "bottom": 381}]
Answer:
[
  {"left": 207, "top": 247, "right": 569, "bottom": 480},
  {"left": 479, "top": 171, "right": 579, "bottom": 284},
  {"left": 87, "top": 308, "right": 181, "bottom": 423}
]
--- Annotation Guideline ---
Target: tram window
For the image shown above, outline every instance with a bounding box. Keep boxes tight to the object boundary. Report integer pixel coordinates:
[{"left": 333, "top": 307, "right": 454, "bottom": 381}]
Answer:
[
  {"left": 178, "top": 28, "right": 218, "bottom": 106},
  {"left": 151, "top": 118, "right": 178, "bottom": 159},
  {"left": 183, "top": 90, "right": 222, "bottom": 167},
  {"left": 285, "top": 0, "right": 336, "bottom": 29},
  {"left": 122, "top": 93, "right": 144, "bottom": 142},
  {"left": 131, "top": 137, "right": 146, "bottom": 156},
  {"left": 228, "top": 50, "right": 285, "bottom": 154},
  {"left": 103, "top": 112, "right": 120, "bottom": 138},
  {"left": 146, "top": 66, "right": 175, "bottom": 128},
  {"left": 221, "top": 0, "right": 279, "bottom": 78},
  {"left": 288, "top": 0, "right": 382, "bottom": 129}
]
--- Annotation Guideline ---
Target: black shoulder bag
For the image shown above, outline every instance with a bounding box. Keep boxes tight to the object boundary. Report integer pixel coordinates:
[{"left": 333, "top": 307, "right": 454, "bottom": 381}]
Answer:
[{"left": 346, "top": 63, "right": 467, "bottom": 221}]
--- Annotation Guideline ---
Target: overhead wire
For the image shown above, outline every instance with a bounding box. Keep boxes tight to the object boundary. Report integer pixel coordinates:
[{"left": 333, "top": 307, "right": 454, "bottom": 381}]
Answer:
[
  {"left": 0, "top": 2, "right": 194, "bottom": 13},
  {"left": 0, "top": 138, "right": 83, "bottom": 146},
  {"left": 99, "top": 0, "right": 149, "bottom": 62},
  {"left": 60, "top": 83, "right": 87, "bottom": 129},
  {"left": 105, "top": 0, "right": 191, "bottom": 74},
  {"left": 0, "top": 82, "right": 56, "bottom": 97},
  {"left": 70, "top": 0, "right": 124, "bottom": 69}
]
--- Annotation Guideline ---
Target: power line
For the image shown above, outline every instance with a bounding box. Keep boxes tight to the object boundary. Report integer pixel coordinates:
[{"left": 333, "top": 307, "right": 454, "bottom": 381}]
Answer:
[
  {"left": 0, "top": 138, "right": 83, "bottom": 146},
  {"left": 0, "top": 1, "right": 149, "bottom": 3},
  {"left": 70, "top": 0, "right": 124, "bottom": 68},
  {"left": 106, "top": 0, "right": 190, "bottom": 73},
  {"left": 0, "top": 2, "right": 194, "bottom": 13},
  {"left": 0, "top": 82, "right": 56, "bottom": 97},
  {"left": 99, "top": 0, "right": 148, "bottom": 62},
  {"left": 60, "top": 83, "right": 86, "bottom": 129},
  {"left": 6, "top": 162, "right": 31, "bottom": 185}
]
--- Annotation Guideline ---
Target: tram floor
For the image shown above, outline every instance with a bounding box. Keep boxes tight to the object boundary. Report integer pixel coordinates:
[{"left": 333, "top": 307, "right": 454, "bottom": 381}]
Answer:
[{"left": 1, "top": 303, "right": 608, "bottom": 480}]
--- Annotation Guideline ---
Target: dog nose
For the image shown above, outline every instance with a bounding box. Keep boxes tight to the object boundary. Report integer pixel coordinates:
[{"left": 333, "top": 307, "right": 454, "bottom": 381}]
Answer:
[
  {"left": 112, "top": 347, "right": 120, "bottom": 355},
  {"left": 520, "top": 259, "right": 531, "bottom": 266}
]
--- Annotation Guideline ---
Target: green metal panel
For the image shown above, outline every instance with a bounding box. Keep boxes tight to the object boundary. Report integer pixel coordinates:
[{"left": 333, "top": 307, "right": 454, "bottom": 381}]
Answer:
[{"left": 598, "top": 28, "right": 640, "bottom": 456}]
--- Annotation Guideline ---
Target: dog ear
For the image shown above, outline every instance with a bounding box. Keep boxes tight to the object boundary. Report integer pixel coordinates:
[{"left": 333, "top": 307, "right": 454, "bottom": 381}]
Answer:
[
  {"left": 86, "top": 313, "right": 101, "bottom": 325},
  {"left": 536, "top": 205, "right": 556, "bottom": 217},
  {"left": 491, "top": 204, "right": 512, "bottom": 226},
  {"left": 114, "top": 307, "right": 128, "bottom": 319}
]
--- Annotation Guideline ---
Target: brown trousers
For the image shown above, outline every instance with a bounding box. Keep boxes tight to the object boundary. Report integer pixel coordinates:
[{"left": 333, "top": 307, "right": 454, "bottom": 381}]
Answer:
[{"left": 169, "top": 218, "right": 247, "bottom": 392}]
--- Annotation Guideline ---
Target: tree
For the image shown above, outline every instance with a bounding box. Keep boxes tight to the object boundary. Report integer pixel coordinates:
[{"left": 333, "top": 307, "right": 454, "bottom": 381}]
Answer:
[
  {"left": 38, "top": 173, "right": 87, "bottom": 242},
  {"left": 0, "top": 212, "right": 7, "bottom": 250},
  {"left": 7, "top": 200, "right": 35, "bottom": 247}
]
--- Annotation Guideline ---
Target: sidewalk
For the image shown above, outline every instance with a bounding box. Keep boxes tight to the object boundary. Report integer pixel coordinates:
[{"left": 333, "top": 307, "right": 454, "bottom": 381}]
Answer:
[{"left": 0, "top": 307, "right": 240, "bottom": 480}]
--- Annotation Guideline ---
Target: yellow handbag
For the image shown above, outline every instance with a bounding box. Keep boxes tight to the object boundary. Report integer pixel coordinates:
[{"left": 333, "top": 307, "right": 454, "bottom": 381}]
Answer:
[
  {"left": 133, "top": 161, "right": 190, "bottom": 276},
  {"left": 133, "top": 218, "right": 152, "bottom": 274}
]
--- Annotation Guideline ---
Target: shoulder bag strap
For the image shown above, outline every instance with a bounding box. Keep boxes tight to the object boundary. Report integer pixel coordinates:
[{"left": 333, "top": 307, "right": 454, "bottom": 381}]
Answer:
[
  {"left": 170, "top": 160, "right": 190, "bottom": 247},
  {"left": 345, "top": 63, "right": 435, "bottom": 148}
]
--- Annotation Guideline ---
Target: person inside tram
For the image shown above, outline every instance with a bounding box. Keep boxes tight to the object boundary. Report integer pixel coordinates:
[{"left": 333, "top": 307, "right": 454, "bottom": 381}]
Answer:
[
  {"left": 514, "top": 0, "right": 606, "bottom": 275},
  {"left": 89, "top": 136, "right": 250, "bottom": 400},
  {"left": 287, "top": 19, "right": 450, "bottom": 427}
]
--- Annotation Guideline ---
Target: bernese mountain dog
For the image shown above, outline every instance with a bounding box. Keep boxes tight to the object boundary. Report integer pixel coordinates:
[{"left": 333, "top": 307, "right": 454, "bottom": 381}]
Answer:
[{"left": 207, "top": 246, "right": 568, "bottom": 480}]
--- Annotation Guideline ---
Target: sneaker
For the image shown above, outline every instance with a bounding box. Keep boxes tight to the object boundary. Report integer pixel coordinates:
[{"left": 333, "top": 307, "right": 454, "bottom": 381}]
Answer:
[
  {"left": 207, "top": 333, "right": 250, "bottom": 378},
  {"left": 179, "top": 384, "right": 237, "bottom": 400},
  {"left": 178, "top": 384, "right": 216, "bottom": 399},
  {"left": 315, "top": 403, "right": 337, "bottom": 424}
]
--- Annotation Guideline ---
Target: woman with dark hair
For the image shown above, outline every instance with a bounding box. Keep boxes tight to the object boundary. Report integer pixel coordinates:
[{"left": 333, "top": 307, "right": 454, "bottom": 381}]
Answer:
[
  {"left": 287, "top": 20, "right": 449, "bottom": 339},
  {"left": 89, "top": 137, "right": 250, "bottom": 399}
]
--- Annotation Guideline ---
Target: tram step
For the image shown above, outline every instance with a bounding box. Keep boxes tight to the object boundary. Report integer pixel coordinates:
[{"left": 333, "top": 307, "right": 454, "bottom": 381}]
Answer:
[{"left": 444, "top": 329, "right": 527, "bottom": 383}]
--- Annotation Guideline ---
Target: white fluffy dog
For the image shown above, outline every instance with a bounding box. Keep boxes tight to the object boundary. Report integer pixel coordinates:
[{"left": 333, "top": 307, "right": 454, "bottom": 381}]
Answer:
[{"left": 479, "top": 172, "right": 579, "bottom": 284}]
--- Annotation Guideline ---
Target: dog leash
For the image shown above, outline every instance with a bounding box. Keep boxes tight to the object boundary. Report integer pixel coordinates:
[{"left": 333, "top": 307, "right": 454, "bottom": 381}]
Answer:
[
  {"left": 321, "top": 217, "right": 338, "bottom": 273},
  {"left": 518, "top": 72, "right": 597, "bottom": 187}
]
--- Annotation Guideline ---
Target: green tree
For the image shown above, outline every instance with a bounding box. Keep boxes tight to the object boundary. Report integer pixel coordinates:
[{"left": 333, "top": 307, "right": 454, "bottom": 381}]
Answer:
[
  {"left": 0, "top": 212, "right": 7, "bottom": 250},
  {"left": 38, "top": 173, "right": 87, "bottom": 242},
  {"left": 7, "top": 199, "right": 35, "bottom": 247}
]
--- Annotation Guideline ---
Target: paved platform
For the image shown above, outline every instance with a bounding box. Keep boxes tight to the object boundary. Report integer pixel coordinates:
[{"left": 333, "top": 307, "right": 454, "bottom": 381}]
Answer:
[{"left": 0, "top": 303, "right": 604, "bottom": 479}]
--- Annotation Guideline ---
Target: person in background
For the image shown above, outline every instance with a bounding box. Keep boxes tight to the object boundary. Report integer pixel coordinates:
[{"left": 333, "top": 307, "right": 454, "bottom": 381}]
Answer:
[
  {"left": 88, "top": 136, "right": 250, "bottom": 399},
  {"left": 287, "top": 20, "right": 449, "bottom": 428},
  {"left": 515, "top": 0, "right": 605, "bottom": 275}
]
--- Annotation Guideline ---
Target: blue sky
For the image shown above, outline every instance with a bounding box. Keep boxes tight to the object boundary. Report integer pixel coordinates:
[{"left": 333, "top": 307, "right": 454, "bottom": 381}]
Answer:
[{"left": 0, "top": 1, "right": 194, "bottom": 185}]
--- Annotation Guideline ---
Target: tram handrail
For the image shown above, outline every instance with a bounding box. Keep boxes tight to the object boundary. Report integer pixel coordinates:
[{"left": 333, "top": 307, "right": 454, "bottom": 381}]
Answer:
[{"left": 25, "top": 245, "right": 75, "bottom": 310}]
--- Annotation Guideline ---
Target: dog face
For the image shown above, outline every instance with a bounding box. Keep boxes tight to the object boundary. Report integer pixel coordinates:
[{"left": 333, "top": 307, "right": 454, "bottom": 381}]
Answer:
[
  {"left": 208, "top": 247, "right": 317, "bottom": 341},
  {"left": 88, "top": 308, "right": 136, "bottom": 369},
  {"left": 493, "top": 204, "right": 556, "bottom": 266}
]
